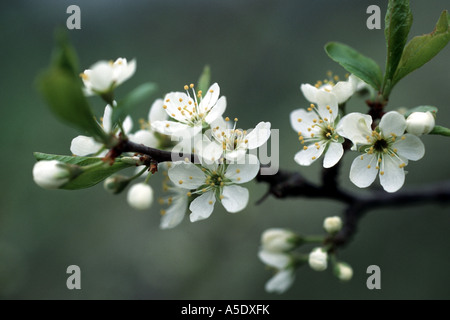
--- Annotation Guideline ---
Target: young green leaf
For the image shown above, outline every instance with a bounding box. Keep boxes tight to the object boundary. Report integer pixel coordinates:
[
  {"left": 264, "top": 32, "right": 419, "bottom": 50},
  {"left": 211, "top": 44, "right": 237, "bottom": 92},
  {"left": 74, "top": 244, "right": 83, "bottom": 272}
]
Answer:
[
  {"left": 384, "top": 0, "right": 412, "bottom": 87},
  {"left": 112, "top": 82, "right": 158, "bottom": 126},
  {"left": 392, "top": 10, "right": 450, "bottom": 86},
  {"left": 38, "top": 67, "right": 108, "bottom": 142},
  {"left": 324, "top": 42, "right": 383, "bottom": 91},
  {"left": 33, "top": 152, "right": 134, "bottom": 190},
  {"left": 197, "top": 65, "right": 211, "bottom": 96}
]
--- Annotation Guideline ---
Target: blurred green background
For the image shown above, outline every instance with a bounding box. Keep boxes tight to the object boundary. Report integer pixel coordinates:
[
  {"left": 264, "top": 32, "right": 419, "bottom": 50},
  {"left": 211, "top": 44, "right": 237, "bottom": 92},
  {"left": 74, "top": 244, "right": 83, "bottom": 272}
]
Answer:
[{"left": 1, "top": 0, "right": 449, "bottom": 299}]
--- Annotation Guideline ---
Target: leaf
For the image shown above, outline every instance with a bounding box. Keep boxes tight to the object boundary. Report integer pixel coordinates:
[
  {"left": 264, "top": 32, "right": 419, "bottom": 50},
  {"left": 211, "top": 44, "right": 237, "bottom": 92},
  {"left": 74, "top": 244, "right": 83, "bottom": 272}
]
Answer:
[
  {"left": 430, "top": 125, "right": 450, "bottom": 137},
  {"left": 392, "top": 10, "right": 450, "bottom": 86},
  {"left": 404, "top": 105, "right": 438, "bottom": 118},
  {"left": 197, "top": 65, "right": 211, "bottom": 96},
  {"left": 384, "top": 0, "right": 412, "bottom": 84},
  {"left": 37, "top": 67, "right": 108, "bottom": 142},
  {"left": 112, "top": 82, "right": 158, "bottom": 126},
  {"left": 52, "top": 28, "right": 79, "bottom": 78},
  {"left": 324, "top": 42, "right": 383, "bottom": 91},
  {"left": 33, "top": 152, "right": 133, "bottom": 190}
]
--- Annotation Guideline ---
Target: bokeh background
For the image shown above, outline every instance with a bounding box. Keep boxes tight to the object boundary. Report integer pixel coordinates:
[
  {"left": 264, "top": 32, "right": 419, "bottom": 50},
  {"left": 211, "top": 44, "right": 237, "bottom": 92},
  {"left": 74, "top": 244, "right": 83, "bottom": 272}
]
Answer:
[{"left": 1, "top": 0, "right": 450, "bottom": 299}]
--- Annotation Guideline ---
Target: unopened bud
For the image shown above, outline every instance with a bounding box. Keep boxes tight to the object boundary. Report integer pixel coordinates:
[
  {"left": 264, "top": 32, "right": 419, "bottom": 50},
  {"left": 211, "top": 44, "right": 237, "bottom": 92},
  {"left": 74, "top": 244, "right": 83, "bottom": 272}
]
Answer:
[
  {"left": 308, "top": 247, "right": 328, "bottom": 271},
  {"left": 103, "top": 175, "right": 131, "bottom": 194},
  {"left": 127, "top": 183, "right": 153, "bottom": 210},
  {"left": 33, "top": 160, "right": 80, "bottom": 189},
  {"left": 323, "top": 216, "right": 343, "bottom": 234},
  {"left": 335, "top": 262, "right": 353, "bottom": 281},
  {"left": 406, "top": 111, "right": 435, "bottom": 136},
  {"left": 261, "top": 228, "right": 299, "bottom": 252}
]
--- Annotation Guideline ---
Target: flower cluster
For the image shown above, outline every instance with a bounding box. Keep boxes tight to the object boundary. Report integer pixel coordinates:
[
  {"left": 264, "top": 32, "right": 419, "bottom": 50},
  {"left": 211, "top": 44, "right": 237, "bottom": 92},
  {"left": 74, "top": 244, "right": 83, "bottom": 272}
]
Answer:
[{"left": 290, "top": 74, "right": 430, "bottom": 193}]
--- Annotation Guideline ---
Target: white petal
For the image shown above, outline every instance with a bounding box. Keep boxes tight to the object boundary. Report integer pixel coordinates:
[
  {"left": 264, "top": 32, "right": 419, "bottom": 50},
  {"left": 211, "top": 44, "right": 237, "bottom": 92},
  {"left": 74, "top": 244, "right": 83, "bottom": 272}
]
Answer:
[
  {"left": 379, "top": 111, "right": 406, "bottom": 137},
  {"left": 198, "top": 83, "right": 220, "bottom": 113},
  {"left": 294, "top": 143, "right": 326, "bottom": 166},
  {"left": 189, "top": 191, "right": 215, "bottom": 222},
  {"left": 70, "top": 135, "right": 102, "bottom": 156},
  {"left": 102, "top": 104, "right": 113, "bottom": 132},
  {"left": 224, "top": 149, "right": 247, "bottom": 162},
  {"left": 86, "top": 62, "right": 114, "bottom": 92},
  {"left": 393, "top": 134, "right": 425, "bottom": 161},
  {"left": 160, "top": 196, "right": 188, "bottom": 229},
  {"left": 246, "top": 122, "right": 271, "bottom": 149},
  {"left": 332, "top": 80, "right": 355, "bottom": 104},
  {"left": 337, "top": 112, "right": 373, "bottom": 148},
  {"left": 300, "top": 83, "right": 318, "bottom": 103},
  {"left": 163, "top": 92, "right": 195, "bottom": 122},
  {"left": 196, "top": 138, "right": 224, "bottom": 163},
  {"left": 380, "top": 156, "right": 405, "bottom": 193},
  {"left": 290, "top": 109, "right": 317, "bottom": 133},
  {"left": 315, "top": 90, "right": 338, "bottom": 119},
  {"left": 129, "top": 130, "right": 159, "bottom": 148},
  {"left": 122, "top": 116, "right": 133, "bottom": 134},
  {"left": 168, "top": 162, "right": 205, "bottom": 189},
  {"left": 225, "top": 154, "right": 260, "bottom": 184},
  {"left": 151, "top": 120, "right": 191, "bottom": 136},
  {"left": 349, "top": 153, "right": 379, "bottom": 188},
  {"left": 221, "top": 185, "right": 249, "bottom": 213},
  {"left": 148, "top": 99, "right": 168, "bottom": 123},
  {"left": 115, "top": 58, "right": 136, "bottom": 85},
  {"left": 323, "top": 142, "right": 344, "bottom": 168},
  {"left": 265, "top": 269, "right": 295, "bottom": 294},
  {"left": 205, "top": 96, "right": 226, "bottom": 124},
  {"left": 258, "top": 250, "right": 290, "bottom": 269}
]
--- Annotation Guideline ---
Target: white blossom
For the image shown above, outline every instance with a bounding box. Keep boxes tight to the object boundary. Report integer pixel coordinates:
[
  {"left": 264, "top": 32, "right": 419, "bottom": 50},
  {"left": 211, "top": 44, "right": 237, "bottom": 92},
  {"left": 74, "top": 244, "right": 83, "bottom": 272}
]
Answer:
[
  {"left": 338, "top": 111, "right": 425, "bottom": 193},
  {"left": 406, "top": 111, "right": 435, "bottom": 136},
  {"left": 335, "top": 262, "right": 353, "bottom": 281},
  {"left": 308, "top": 247, "right": 328, "bottom": 271},
  {"left": 323, "top": 216, "right": 343, "bottom": 234},
  {"left": 258, "top": 250, "right": 295, "bottom": 294},
  {"left": 127, "top": 183, "right": 153, "bottom": 210},
  {"left": 290, "top": 90, "right": 344, "bottom": 168},
  {"left": 261, "top": 228, "right": 298, "bottom": 252},
  {"left": 80, "top": 58, "right": 136, "bottom": 95},
  {"left": 301, "top": 74, "right": 359, "bottom": 105},
  {"left": 33, "top": 160, "right": 75, "bottom": 189}
]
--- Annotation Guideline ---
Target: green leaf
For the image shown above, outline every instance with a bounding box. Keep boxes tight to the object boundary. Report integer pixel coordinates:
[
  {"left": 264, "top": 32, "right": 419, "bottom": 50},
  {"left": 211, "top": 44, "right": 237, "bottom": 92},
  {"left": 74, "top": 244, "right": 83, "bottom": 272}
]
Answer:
[
  {"left": 392, "top": 10, "right": 450, "bottom": 86},
  {"left": 52, "top": 28, "right": 79, "bottom": 78},
  {"left": 429, "top": 125, "right": 450, "bottom": 137},
  {"left": 112, "top": 82, "right": 158, "bottom": 126},
  {"left": 324, "top": 42, "right": 383, "bottom": 91},
  {"left": 403, "top": 105, "right": 438, "bottom": 118},
  {"left": 384, "top": 0, "right": 412, "bottom": 86},
  {"left": 37, "top": 67, "right": 108, "bottom": 142},
  {"left": 197, "top": 65, "right": 211, "bottom": 96},
  {"left": 33, "top": 152, "right": 133, "bottom": 190}
]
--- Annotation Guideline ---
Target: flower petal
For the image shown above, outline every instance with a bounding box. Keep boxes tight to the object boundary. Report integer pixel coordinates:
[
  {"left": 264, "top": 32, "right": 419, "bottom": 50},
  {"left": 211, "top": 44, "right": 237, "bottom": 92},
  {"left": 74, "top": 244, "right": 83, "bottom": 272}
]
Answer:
[
  {"left": 195, "top": 138, "right": 224, "bottom": 163},
  {"left": 349, "top": 153, "right": 379, "bottom": 188},
  {"left": 221, "top": 185, "right": 249, "bottom": 213},
  {"left": 258, "top": 250, "right": 290, "bottom": 269},
  {"left": 379, "top": 111, "right": 406, "bottom": 137},
  {"left": 337, "top": 112, "right": 373, "bottom": 148},
  {"left": 246, "top": 122, "right": 271, "bottom": 149},
  {"left": 85, "top": 62, "right": 114, "bottom": 92},
  {"left": 148, "top": 99, "right": 168, "bottom": 123},
  {"left": 102, "top": 104, "right": 113, "bottom": 132},
  {"left": 122, "top": 116, "right": 133, "bottom": 134},
  {"left": 290, "top": 109, "right": 317, "bottom": 133},
  {"left": 205, "top": 96, "right": 226, "bottom": 124},
  {"left": 129, "top": 130, "right": 159, "bottom": 148},
  {"left": 160, "top": 195, "right": 188, "bottom": 229},
  {"left": 224, "top": 149, "right": 247, "bottom": 162},
  {"left": 380, "top": 155, "right": 405, "bottom": 193},
  {"left": 189, "top": 190, "right": 215, "bottom": 222},
  {"left": 168, "top": 162, "right": 205, "bottom": 189},
  {"left": 225, "top": 154, "right": 260, "bottom": 183},
  {"left": 332, "top": 80, "right": 354, "bottom": 104},
  {"left": 199, "top": 83, "right": 220, "bottom": 113},
  {"left": 163, "top": 92, "right": 195, "bottom": 123},
  {"left": 323, "top": 142, "right": 344, "bottom": 168},
  {"left": 294, "top": 143, "right": 326, "bottom": 166},
  {"left": 393, "top": 134, "right": 425, "bottom": 161},
  {"left": 315, "top": 90, "right": 338, "bottom": 120},
  {"left": 70, "top": 135, "right": 102, "bottom": 156},
  {"left": 265, "top": 269, "right": 295, "bottom": 294},
  {"left": 300, "top": 83, "right": 318, "bottom": 103},
  {"left": 151, "top": 120, "right": 192, "bottom": 136}
]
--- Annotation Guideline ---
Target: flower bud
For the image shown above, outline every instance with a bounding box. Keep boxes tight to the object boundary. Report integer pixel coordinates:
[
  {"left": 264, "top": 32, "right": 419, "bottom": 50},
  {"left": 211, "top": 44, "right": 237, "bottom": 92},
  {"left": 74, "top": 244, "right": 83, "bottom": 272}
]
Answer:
[
  {"left": 33, "top": 160, "right": 79, "bottom": 189},
  {"left": 308, "top": 247, "right": 328, "bottom": 271},
  {"left": 103, "top": 175, "right": 131, "bottom": 194},
  {"left": 261, "top": 228, "right": 299, "bottom": 252},
  {"left": 127, "top": 183, "right": 153, "bottom": 210},
  {"left": 335, "top": 262, "right": 353, "bottom": 281},
  {"left": 323, "top": 216, "right": 343, "bottom": 234},
  {"left": 406, "top": 111, "right": 435, "bottom": 136}
]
